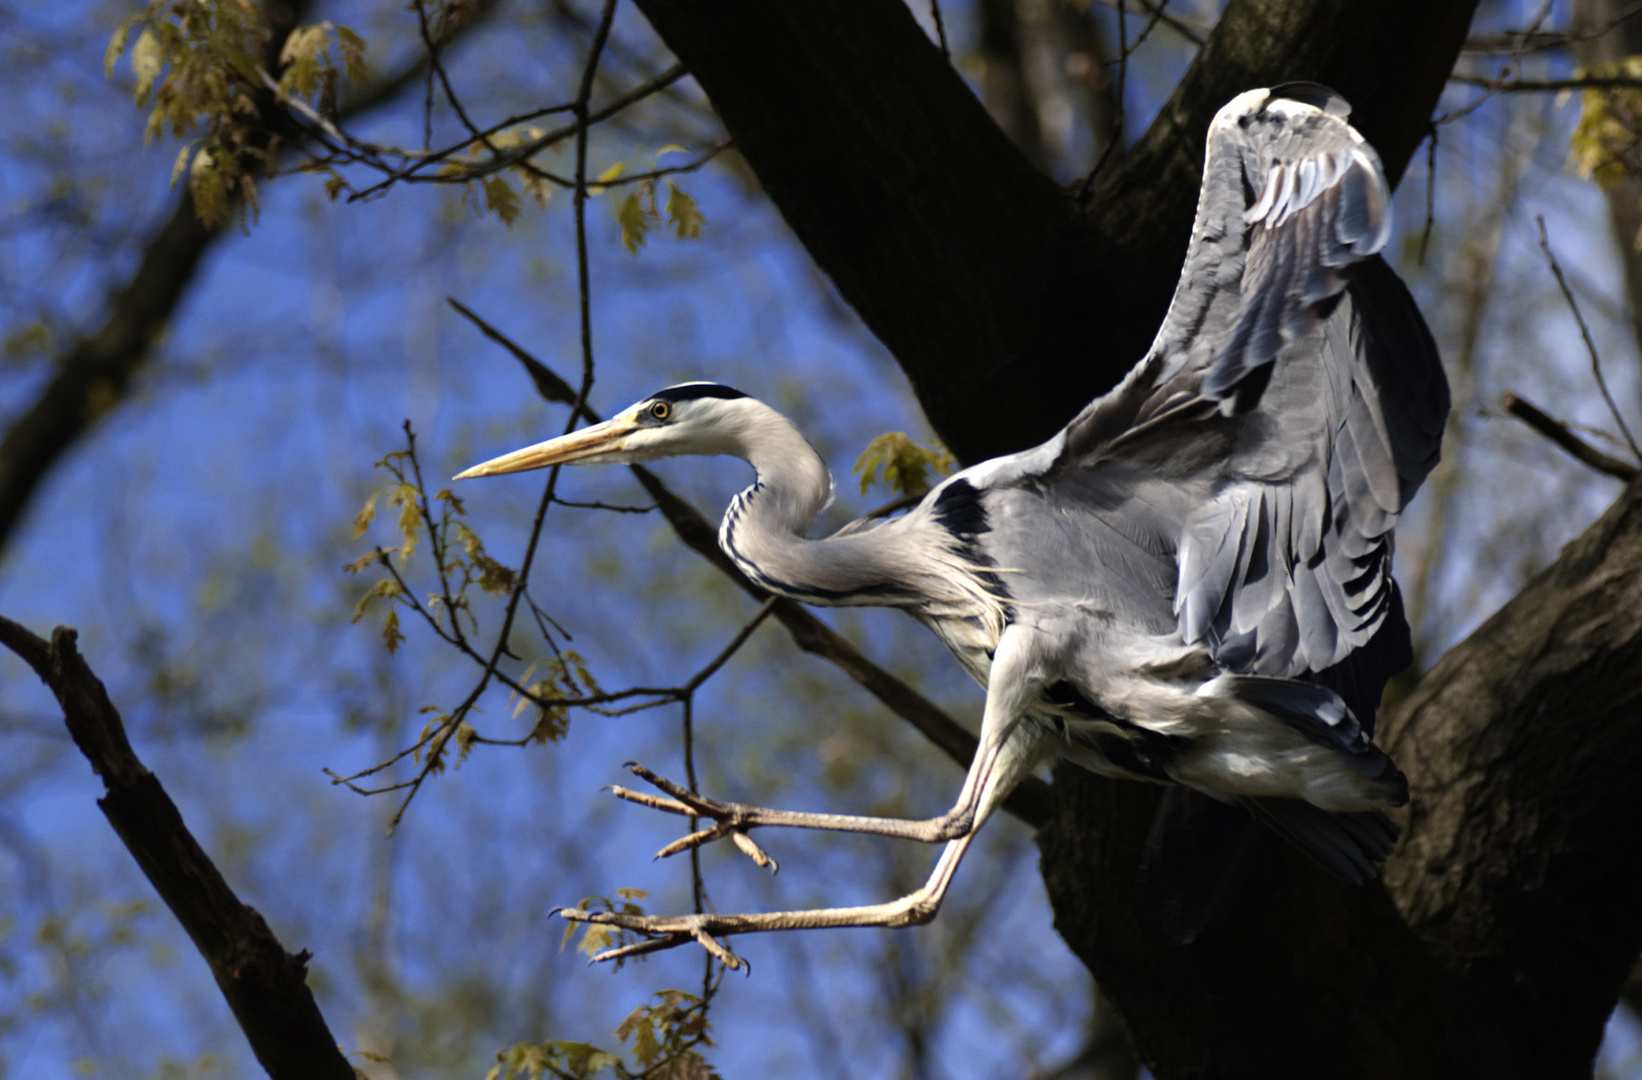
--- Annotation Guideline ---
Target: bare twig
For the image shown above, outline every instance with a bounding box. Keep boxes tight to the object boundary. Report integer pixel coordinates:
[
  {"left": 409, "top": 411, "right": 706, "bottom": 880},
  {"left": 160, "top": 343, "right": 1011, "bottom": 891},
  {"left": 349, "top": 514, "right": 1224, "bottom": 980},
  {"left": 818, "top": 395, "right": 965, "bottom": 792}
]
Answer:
[
  {"left": 1087, "top": 0, "right": 1204, "bottom": 45},
  {"left": 1500, "top": 392, "right": 1640, "bottom": 481},
  {"left": 1438, "top": 0, "right": 1556, "bottom": 125},
  {"left": 1536, "top": 216, "right": 1642, "bottom": 463},
  {"left": 1450, "top": 72, "right": 1642, "bottom": 92},
  {"left": 1464, "top": 2, "right": 1642, "bottom": 56},
  {"left": 929, "top": 0, "right": 950, "bottom": 58}
]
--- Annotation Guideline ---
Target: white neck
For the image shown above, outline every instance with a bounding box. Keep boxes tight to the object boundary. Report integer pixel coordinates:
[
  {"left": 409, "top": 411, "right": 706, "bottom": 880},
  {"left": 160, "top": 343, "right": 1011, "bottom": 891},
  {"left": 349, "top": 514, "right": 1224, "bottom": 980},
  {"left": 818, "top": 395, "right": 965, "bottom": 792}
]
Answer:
[{"left": 714, "top": 402, "right": 906, "bottom": 605}]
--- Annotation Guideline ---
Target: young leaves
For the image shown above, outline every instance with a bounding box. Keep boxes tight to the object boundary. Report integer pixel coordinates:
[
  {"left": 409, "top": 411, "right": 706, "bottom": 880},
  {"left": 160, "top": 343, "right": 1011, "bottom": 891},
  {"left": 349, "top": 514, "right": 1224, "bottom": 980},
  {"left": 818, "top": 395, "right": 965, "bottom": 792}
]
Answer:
[
  {"left": 664, "top": 183, "right": 705, "bottom": 241},
  {"left": 853, "top": 433, "right": 955, "bottom": 498},
  {"left": 105, "top": 6, "right": 370, "bottom": 228}
]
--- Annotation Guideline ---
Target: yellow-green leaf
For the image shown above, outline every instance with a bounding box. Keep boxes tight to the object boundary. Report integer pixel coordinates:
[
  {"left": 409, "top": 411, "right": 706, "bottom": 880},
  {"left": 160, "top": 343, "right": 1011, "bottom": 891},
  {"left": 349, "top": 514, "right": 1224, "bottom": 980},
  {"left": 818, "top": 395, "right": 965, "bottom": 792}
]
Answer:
[
  {"left": 484, "top": 176, "right": 522, "bottom": 226},
  {"left": 352, "top": 492, "right": 379, "bottom": 537},
  {"left": 665, "top": 182, "right": 705, "bottom": 241},
  {"left": 188, "top": 150, "right": 232, "bottom": 229},
  {"left": 382, "top": 608, "right": 404, "bottom": 654},
  {"left": 853, "top": 432, "right": 954, "bottom": 498},
  {"left": 590, "top": 161, "right": 626, "bottom": 195},
  {"left": 352, "top": 579, "right": 402, "bottom": 623},
  {"left": 131, "top": 29, "right": 163, "bottom": 103},
  {"left": 170, "top": 145, "right": 192, "bottom": 190},
  {"left": 335, "top": 25, "right": 367, "bottom": 80},
  {"left": 104, "top": 22, "right": 132, "bottom": 79},
  {"left": 617, "top": 190, "right": 650, "bottom": 254}
]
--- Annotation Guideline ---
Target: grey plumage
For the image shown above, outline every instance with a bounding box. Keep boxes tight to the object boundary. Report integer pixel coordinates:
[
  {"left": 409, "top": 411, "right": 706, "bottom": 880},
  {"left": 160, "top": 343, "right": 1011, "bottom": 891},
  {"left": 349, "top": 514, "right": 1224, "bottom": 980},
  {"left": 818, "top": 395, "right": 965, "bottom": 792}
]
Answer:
[{"left": 459, "top": 84, "right": 1449, "bottom": 941}]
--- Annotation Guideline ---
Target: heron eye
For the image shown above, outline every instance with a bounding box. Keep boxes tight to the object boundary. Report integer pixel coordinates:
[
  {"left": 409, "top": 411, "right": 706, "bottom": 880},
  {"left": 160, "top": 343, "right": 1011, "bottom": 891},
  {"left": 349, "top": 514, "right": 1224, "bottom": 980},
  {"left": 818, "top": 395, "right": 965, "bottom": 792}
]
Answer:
[{"left": 650, "top": 401, "right": 671, "bottom": 421}]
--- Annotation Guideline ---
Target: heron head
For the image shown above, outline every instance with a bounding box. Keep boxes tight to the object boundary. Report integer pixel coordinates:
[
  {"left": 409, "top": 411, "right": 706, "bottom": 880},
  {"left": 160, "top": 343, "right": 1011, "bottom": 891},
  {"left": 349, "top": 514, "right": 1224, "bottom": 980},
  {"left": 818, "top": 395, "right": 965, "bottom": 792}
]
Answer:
[{"left": 454, "top": 382, "right": 752, "bottom": 479}]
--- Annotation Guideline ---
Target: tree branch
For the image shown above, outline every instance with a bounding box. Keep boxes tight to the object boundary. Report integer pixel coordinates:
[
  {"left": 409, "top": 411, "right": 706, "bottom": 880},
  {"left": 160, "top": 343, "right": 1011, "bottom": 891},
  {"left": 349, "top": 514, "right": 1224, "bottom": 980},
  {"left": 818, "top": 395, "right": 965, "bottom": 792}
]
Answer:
[
  {"left": 1501, "top": 391, "right": 1640, "bottom": 481},
  {"left": 0, "top": 617, "right": 353, "bottom": 1080}
]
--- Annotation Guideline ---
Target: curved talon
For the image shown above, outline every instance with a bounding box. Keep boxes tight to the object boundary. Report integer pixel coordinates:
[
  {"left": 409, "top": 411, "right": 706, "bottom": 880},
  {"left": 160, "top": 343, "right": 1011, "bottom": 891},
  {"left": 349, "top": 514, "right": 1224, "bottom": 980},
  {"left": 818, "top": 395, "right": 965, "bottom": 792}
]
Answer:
[
  {"left": 688, "top": 926, "right": 746, "bottom": 971},
  {"left": 730, "top": 829, "right": 778, "bottom": 872}
]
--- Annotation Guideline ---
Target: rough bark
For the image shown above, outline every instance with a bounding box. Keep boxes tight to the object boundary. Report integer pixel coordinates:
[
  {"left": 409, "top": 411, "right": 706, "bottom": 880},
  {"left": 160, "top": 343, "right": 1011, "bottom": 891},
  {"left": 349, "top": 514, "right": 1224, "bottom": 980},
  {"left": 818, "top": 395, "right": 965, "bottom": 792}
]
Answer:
[
  {"left": 1382, "top": 480, "right": 1642, "bottom": 1076},
  {"left": 0, "top": 618, "right": 354, "bottom": 1080},
  {"left": 616, "top": 0, "right": 1642, "bottom": 1076}
]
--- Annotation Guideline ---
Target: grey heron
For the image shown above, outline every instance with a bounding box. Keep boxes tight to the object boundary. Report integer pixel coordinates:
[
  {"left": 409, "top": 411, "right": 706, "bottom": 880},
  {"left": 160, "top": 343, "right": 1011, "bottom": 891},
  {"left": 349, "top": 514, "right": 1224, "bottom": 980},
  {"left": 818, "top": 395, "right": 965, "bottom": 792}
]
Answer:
[{"left": 457, "top": 84, "right": 1448, "bottom": 964}]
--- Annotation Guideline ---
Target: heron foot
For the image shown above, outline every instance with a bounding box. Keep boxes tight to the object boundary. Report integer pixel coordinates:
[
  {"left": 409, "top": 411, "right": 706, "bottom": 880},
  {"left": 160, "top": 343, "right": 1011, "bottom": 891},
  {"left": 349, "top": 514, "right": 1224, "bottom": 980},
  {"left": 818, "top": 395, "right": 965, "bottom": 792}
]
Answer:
[
  {"left": 609, "top": 762, "right": 780, "bottom": 872},
  {"left": 556, "top": 905, "right": 748, "bottom": 970}
]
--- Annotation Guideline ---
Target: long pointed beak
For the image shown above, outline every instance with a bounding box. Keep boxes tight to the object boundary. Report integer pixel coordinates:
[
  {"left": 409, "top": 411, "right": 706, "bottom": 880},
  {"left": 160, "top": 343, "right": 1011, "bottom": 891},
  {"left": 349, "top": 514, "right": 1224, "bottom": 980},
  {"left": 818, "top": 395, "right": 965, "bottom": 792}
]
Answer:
[{"left": 454, "top": 416, "right": 637, "bottom": 479}]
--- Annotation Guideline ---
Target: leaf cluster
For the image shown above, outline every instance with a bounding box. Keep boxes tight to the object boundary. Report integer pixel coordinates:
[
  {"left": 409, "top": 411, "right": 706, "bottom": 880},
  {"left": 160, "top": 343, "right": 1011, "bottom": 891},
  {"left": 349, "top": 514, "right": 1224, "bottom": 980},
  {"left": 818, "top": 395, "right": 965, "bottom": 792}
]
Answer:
[
  {"left": 852, "top": 432, "right": 954, "bottom": 498},
  {"left": 491, "top": 928, "right": 720, "bottom": 1080},
  {"left": 347, "top": 449, "right": 521, "bottom": 654},
  {"left": 1571, "top": 59, "right": 1642, "bottom": 248},
  {"left": 106, "top": 4, "right": 369, "bottom": 229}
]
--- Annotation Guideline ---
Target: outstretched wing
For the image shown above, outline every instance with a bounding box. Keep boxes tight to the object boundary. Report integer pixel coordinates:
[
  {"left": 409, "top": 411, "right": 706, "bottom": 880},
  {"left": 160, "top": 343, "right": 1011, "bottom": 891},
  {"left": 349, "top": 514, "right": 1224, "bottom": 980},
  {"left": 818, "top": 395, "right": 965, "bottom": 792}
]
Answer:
[{"left": 1040, "top": 84, "right": 1448, "bottom": 696}]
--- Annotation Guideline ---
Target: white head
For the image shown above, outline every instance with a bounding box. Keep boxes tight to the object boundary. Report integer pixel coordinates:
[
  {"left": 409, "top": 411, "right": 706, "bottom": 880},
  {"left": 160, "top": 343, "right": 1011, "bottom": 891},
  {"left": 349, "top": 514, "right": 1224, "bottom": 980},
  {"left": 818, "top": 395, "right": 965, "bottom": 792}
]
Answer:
[{"left": 455, "top": 382, "right": 769, "bottom": 478}]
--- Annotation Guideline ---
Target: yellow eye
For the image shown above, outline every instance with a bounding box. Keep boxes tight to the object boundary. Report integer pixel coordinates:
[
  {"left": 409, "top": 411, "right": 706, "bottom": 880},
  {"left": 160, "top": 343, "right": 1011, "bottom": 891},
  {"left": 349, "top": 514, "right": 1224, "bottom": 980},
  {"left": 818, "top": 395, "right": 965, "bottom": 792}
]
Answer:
[{"left": 650, "top": 401, "right": 670, "bottom": 420}]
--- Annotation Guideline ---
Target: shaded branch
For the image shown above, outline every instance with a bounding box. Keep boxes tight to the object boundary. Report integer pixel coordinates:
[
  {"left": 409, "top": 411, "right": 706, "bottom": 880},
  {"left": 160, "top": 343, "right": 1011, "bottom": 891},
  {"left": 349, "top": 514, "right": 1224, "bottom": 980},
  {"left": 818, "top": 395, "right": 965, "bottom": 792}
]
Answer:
[
  {"left": 1501, "top": 391, "right": 1639, "bottom": 481},
  {"left": 0, "top": 617, "right": 352, "bottom": 1080}
]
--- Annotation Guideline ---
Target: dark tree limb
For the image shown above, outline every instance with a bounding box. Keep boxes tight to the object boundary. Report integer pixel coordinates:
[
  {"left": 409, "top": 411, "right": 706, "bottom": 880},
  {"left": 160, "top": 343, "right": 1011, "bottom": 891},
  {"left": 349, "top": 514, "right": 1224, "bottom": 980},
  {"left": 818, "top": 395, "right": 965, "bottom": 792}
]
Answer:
[
  {"left": 1502, "top": 391, "right": 1640, "bottom": 481},
  {"left": 0, "top": 617, "right": 353, "bottom": 1080},
  {"left": 1383, "top": 480, "right": 1642, "bottom": 1074}
]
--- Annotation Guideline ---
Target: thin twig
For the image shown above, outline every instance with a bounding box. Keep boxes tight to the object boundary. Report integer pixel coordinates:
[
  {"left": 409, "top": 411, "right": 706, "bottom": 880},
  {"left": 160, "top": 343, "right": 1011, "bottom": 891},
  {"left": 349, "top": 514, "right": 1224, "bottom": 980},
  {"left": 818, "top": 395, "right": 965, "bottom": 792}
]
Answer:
[
  {"left": 1450, "top": 73, "right": 1642, "bottom": 92},
  {"left": 345, "top": 62, "right": 688, "bottom": 201},
  {"left": 1500, "top": 392, "right": 1640, "bottom": 481},
  {"left": 1438, "top": 0, "right": 1556, "bottom": 125},
  {"left": 1419, "top": 125, "right": 1438, "bottom": 266},
  {"left": 1086, "top": 0, "right": 1203, "bottom": 45},
  {"left": 929, "top": 0, "right": 950, "bottom": 59},
  {"left": 1076, "top": 0, "right": 1133, "bottom": 199},
  {"left": 1536, "top": 216, "right": 1642, "bottom": 463}
]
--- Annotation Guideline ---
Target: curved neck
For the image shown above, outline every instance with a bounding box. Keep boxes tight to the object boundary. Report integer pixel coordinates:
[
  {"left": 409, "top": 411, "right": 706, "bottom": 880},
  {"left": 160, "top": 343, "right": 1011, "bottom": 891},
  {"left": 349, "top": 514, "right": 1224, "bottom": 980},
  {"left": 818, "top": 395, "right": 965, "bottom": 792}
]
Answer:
[{"left": 715, "top": 405, "right": 903, "bottom": 605}]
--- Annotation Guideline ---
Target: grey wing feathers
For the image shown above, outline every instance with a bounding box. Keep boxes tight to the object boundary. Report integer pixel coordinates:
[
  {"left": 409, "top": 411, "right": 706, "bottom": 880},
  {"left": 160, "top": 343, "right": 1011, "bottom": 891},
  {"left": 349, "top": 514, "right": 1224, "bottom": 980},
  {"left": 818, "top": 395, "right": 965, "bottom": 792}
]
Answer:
[
  {"left": 1041, "top": 84, "right": 1447, "bottom": 689},
  {"left": 1061, "top": 82, "right": 1392, "bottom": 455}
]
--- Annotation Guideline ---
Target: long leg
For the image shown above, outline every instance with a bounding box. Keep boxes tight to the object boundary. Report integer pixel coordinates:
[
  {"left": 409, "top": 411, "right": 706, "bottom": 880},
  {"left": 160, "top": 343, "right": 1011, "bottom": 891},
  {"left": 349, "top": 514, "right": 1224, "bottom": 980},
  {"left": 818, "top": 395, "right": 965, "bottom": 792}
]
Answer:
[
  {"left": 561, "top": 627, "right": 1054, "bottom": 964},
  {"left": 611, "top": 624, "right": 1058, "bottom": 863}
]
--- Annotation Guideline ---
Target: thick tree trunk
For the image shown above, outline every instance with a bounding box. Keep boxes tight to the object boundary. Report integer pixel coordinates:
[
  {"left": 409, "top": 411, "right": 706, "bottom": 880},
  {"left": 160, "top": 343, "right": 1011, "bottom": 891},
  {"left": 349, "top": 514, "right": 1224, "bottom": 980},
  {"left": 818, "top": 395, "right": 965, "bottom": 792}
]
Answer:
[{"left": 623, "top": 0, "right": 1642, "bottom": 1075}]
